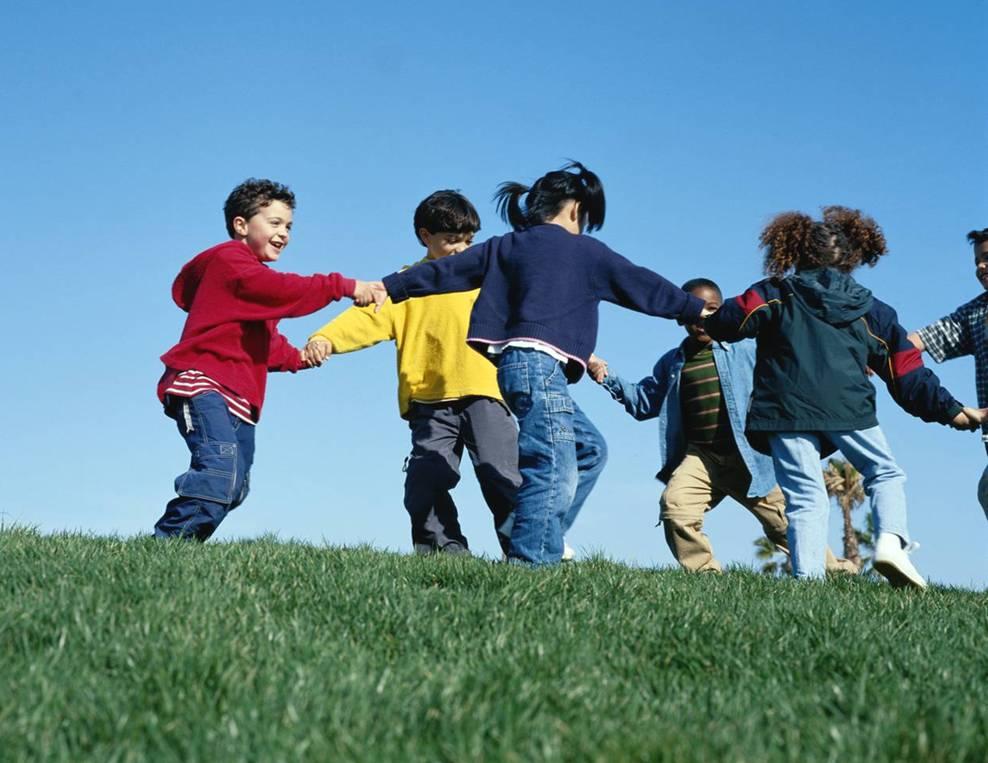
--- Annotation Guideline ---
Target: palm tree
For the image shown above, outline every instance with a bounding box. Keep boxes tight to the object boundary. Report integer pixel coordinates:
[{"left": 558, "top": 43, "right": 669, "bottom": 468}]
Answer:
[
  {"left": 823, "top": 458, "right": 866, "bottom": 568},
  {"left": 753, "top": 536, "right": 790, "bottom": 576}
]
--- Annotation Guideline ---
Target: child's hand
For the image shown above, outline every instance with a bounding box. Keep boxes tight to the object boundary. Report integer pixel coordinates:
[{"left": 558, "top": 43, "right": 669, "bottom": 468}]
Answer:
[
  {"left": 588, "top": 354, "right": 609, "bottom": 384},
  {"left": 950, "top": 407, "right": 985, "bottom": 431},
  {"left": 960, "top": 406, "right": 988, "bottom": 429},
  {"left": 302, "top": 339, "right": 333, "bottom": 367},
  {"left": 352, "top": 280, "right": 388, "bottom": 310}
]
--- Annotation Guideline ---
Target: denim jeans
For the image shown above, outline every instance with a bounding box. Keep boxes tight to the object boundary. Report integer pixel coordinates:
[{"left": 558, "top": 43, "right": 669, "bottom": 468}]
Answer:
[
  {"left": 768, "top": 425, "right": 908, "bottom": 578},
  {"left": 496, "top": 347, "right": 608, "bottom": 565},
  {"left": 154, "top": 392, "right": 255, "bottom": 541}
]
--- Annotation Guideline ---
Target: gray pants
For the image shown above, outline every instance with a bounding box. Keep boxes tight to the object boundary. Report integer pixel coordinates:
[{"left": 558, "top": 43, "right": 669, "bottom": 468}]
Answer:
[{"left": 404, "top": 397, "right": 521, "bottom": 555}]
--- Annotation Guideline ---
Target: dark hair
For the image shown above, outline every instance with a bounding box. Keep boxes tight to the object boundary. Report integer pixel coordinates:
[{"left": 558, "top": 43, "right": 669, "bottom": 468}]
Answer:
[
  {"left": 759, "top": 206, "right": 888, "bottom": 277},
  {"left": 681, "top": 277, "right": 722, "bottom": 296},
  {"left": 223, "top": 178, "right": 296, "bottom": 238},
  {"left": 967, "top": 229, "right": 988, "bottom": 246},
  {"left": 493, "top": 160, "right": 605, "bottom": 232},
  {"left": 413, "top": 190, "right": 481, "bottom": 245}
]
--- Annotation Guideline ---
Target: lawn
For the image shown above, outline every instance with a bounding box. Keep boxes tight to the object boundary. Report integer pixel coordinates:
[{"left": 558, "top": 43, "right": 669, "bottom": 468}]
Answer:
[{"left": 1, "top": 528, "right": 985, "bottom": 762}]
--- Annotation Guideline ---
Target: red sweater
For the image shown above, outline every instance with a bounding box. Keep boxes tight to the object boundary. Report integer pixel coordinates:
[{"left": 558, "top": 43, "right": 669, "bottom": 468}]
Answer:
[{"left": 158, "top": 241, "right": 355, "bottom": 420}]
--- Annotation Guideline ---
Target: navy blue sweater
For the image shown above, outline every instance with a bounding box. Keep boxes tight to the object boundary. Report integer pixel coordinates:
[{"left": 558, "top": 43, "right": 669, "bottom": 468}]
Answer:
[{"left": 382, "top": 224, "right": 705, "bottom": 382}]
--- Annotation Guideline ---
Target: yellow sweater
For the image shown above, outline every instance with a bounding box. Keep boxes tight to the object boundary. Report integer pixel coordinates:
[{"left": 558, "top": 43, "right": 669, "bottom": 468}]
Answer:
[{"left": 310, "top": 259, "right": 502, "bottom": 417}]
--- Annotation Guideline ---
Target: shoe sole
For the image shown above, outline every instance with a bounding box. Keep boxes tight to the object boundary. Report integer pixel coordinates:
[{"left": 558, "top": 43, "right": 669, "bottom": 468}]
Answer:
[{"left": 873, "top": 559, "right": 927, "bottom": 589}]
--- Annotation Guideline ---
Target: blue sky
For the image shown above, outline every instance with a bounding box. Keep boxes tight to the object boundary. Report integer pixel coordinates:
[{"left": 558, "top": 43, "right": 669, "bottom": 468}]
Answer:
[{"left": 2, "top": 1, "right": 985, "bottom": 587}]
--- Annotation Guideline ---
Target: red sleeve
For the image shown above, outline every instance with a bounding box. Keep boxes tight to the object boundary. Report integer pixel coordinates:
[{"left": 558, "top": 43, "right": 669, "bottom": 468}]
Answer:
[
  {"left": 219, "top": 252, "right": 356, "bottom": 321},
  {"left": 267, "top": 328, "right": 303, "bottom": 373}
]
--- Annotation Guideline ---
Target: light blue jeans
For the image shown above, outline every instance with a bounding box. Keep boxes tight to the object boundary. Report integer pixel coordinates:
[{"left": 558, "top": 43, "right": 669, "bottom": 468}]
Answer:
[
  {"left": 496, "top": 348, "right": 608, "bottom": 565},
  {"left": 768, "top": 426, "right": 909, "bottom": 579}
]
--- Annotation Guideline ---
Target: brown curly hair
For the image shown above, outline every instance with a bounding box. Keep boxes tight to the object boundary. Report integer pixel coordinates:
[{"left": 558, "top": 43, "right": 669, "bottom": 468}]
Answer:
[{"left": 759, "top": 206, "right": 888, "bottom": 277}]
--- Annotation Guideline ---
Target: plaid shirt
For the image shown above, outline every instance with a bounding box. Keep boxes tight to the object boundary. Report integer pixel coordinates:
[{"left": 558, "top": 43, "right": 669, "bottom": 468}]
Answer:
[{"left": 915, "top": 292, "right": 988, "bottom": 441}]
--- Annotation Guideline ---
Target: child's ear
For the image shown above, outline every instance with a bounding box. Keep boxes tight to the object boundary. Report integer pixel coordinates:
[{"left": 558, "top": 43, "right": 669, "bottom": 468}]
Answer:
[
  {"left": 231, "top": 216, "right": 249, "bottom": 238},
  {"left": 417, "top": 228, "right": 432, "bottom": 247},
  {"left": 570, "top": 201, "right": 581, "bottom": 224}
]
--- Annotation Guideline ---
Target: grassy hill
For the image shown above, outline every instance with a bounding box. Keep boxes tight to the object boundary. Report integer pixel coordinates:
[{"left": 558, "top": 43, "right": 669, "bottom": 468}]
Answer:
[{"left": 1, "top": 528, "right": 985, "bottom": 762}]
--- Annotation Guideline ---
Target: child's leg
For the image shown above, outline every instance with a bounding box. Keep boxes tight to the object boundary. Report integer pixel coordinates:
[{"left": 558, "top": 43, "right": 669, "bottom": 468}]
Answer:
[
  {"left": 460, "top": 397, "right": 522, "bottom": 556},
  {"left": 829, "top": 426, "right": 909, "bottom": 542},
  {"left": 767, "top": 432, "right": 829, "bottom": 578},
  {"left": 660, "top": 448, "right": 726, "bottom": 571},
  {"left": 155, "top": 392, "right": 253, "bottom": 541},
  {"left": 496, "top": 349, "right": 577, "bottom": 565},
  {"left": 560, "top": 401, "right": 607, "bottom": 536},
  {"left": 403, "top": 402, "right": 469, "bottom": 554},
  {"left": 978, "top": 464, "right": 988, "bottom": 521}
]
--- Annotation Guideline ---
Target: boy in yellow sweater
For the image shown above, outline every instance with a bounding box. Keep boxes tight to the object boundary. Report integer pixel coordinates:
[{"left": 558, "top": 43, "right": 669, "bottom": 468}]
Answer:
[{"left": 305, "top": 191, "right": 521, "bottom": 555}]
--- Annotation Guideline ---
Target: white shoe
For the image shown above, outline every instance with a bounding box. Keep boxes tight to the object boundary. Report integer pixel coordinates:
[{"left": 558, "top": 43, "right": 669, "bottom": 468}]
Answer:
[
  {"left": 562, "top": 540, "right": 575, "bottom": 562},
  {"left": 873, "top": 533, "right": 927, "bottom": 589}
]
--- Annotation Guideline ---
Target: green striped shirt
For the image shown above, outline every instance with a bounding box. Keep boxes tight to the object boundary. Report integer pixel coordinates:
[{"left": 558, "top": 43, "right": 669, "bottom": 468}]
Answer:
[{"left": 680, "top": 345, "right": 733, "bottom": 448}]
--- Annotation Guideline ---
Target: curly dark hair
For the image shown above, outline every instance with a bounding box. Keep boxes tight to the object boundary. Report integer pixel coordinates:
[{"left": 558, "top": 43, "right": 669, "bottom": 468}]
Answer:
[
  {"left": 967, "top": 229, "right": 988, "bottom": 246},
  {"left": 223, "top": 178, "right": 296, "bottom": 238},
  {"left": 759, "top": 206, "right": 888, "bottom": 277}
]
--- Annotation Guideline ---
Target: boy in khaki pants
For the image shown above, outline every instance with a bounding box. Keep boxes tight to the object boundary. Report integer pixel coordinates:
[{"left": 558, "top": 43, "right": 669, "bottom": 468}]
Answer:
[{"left": 589, "top": 278, "right": 853, "bottom": 573}]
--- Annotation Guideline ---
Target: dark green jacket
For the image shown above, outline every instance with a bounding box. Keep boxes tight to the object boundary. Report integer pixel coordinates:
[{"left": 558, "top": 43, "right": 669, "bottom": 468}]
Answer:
[{"left": 705, "top": 268, "right": 962, "bottom": 453}]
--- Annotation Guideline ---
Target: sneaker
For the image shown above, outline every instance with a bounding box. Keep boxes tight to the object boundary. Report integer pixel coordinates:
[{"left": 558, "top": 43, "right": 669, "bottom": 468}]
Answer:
[
  {"left": 562, "top": 539, "right": 575, "bottom": 562},
  {"left": 873, "top": 533, "right": 927, "bottom": 589}
]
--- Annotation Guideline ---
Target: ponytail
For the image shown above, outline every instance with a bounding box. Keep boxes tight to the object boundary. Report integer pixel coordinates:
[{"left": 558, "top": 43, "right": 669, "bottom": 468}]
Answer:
[
  {"left": 493, "top": 182, "right": 530, "bottom": 232},
  {"left": 493, "top": 160, "right": 606, "bottom": 232}
]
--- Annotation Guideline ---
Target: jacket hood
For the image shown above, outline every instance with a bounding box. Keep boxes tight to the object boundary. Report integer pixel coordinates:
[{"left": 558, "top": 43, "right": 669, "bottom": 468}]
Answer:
[
  {"left": 788, "top": 268, "right": 873, "bottom": 326},
  {"left": 171, "top": 241, "right": 247, "bottom": 312}
]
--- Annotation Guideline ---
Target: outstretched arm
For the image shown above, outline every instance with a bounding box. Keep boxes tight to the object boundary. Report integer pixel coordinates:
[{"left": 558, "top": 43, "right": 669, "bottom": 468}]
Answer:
[
  {"left": 704, "top": 281, "right": 780, "bottom": 342},
  {"left": 594, "top": 247, "right": 705, "bottom": 324},
  {"left": 590, "top": 351, "right": 674, "bottom": 421},
  {"left": 383, "top": 241, "right": 490, "bottom": 303},
  {"left": 866, "top": 298, "right": 973, "bottom": 428}
]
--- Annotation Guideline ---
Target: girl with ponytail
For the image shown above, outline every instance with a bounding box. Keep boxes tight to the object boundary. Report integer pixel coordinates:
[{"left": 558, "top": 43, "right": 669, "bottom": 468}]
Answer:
[
  {"left": 704, "top": 206, "right": 985, "bottom": 587},
  {"left": 381, "top": 161, "right": 709, "bottom": 566}
]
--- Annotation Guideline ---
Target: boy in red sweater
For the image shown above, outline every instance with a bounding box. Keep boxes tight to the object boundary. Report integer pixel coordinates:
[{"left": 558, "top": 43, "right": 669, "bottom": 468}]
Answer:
[{"left": 154, "top": 178, "right": 383, "bottom": 540}]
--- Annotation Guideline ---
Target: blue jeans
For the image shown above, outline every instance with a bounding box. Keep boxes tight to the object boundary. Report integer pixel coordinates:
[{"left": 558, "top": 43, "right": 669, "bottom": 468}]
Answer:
[
  {"left": 154, "top": 392, "right": 255, "bottom": 541},
  {"left": 496, "top": 348, "right": 608, "bottom": 565},
  {"left": 768, "top": 426, "right": 908, "bottom": 579}
]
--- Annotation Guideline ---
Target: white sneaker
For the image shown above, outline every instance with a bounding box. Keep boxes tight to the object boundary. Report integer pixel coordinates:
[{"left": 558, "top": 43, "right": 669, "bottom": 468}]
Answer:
[
  {"left": 562, "top": 539, "right": 575, "bottom": 562},
  {"left": 873, "top": 533, "right": 927, "bottom": 589}
]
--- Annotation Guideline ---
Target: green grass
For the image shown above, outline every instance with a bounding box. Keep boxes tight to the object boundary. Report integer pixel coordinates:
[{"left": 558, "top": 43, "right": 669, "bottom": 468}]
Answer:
[{"left": 1, "top": 528, "right": 985, "bottom": 762}]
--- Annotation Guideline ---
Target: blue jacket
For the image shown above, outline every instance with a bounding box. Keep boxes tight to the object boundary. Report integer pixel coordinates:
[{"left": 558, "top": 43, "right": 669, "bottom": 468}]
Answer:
[
  {"left": 383, "top": 224, "right": 705, "bottom": 383},
  {"left": 601, "top": 338, "right": 777, "bottom": 498}
]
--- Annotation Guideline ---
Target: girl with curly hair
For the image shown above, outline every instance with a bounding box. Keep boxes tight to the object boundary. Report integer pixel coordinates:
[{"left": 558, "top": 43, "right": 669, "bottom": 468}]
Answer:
[{"left": 704, "top": 206, "right": 985, "bottom": 587}]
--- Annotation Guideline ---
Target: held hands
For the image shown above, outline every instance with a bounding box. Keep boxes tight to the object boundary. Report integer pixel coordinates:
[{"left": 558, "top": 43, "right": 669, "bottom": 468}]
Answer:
[
  {"left": 588, "top": 353, "right": 609, "bottom": 384},
  {"left": 352, "top": 280, "right": 388, "bottom": 311},
  {"left": 302, "top": 338, "right": 333, "bottom": 367},
  {"left": 950, "top": 406, "right": 988, "bottom": 431}
]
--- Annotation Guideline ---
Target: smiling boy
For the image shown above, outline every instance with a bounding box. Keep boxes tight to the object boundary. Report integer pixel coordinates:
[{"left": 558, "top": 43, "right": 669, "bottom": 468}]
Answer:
[
  {"left": 909, "top": 228, "right": 988, "bottom": 520},
  {"left": 154, "top": 178, "right": 382, "bottom": 540}
]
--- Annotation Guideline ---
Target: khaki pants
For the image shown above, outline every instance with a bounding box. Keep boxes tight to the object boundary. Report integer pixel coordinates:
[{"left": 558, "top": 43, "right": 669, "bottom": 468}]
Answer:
[{"left": 660, "top": 444, "right": 853, "bottom": 573}]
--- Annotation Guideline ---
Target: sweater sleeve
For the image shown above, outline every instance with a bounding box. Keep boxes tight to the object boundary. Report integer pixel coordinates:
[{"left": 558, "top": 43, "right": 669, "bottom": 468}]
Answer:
[
  {"left": 221, "top": 254, "right": 356, "bottom": 320},
  {"left": 383, "top": 242, "right": 490, "bottom": 304},
  {"left": 594, "top": 246, "right": 704, "bottom": 324},
  {"left": 267, "top": 329, "right": 304, "bottom": 373},
  {"left": 309, "top": 300, "right": 397, "bottom": 352},
  {"left": 865, "top": 298, "right": 963, "bottom": 425},
  {"left": 705, "top": 281, "right": 778, "bottom": 342},
  {"left": 600, "top": 352, "right": 674, "bottom": 421}
]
